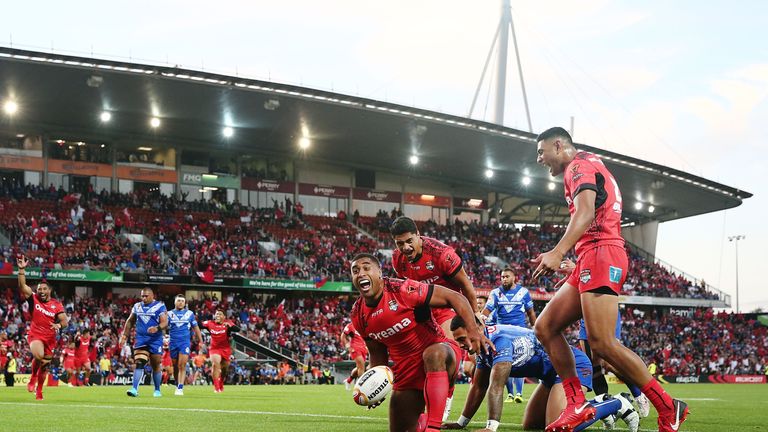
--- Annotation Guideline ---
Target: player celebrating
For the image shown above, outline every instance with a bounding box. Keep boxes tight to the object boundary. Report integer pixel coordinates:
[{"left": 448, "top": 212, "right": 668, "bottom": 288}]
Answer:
[
  {"left": 445, "top": 316, "right": 639, "bottom": 432},
  {"left": 74, "top": 329, "right": 93, "bottom": 386},
  {"left": 482, "top": 267, "right": 536, "bottom": 404},
  {"left": 340, "top": 319, "right": 368, "bottom": 391},
  {"left": 532, "top": 127, "right": 687, "bottom": 432},
  {"left": 17, "top": 256, "right": 68, "bottom": 400},
  {"left": 349, "top": 253, "right": 490, "bottom": 432},
  {"left": 168, "top": 294, "right": 203, "bottom": 396},
  {"left": 119, "top": 287, "right": 168, "bottom": 397},
  {"left": 61, "top": 341, "right": 77, "bottom": 387},
  {"left": 201, "top": 310, "right": 240, "bottom": 393}
]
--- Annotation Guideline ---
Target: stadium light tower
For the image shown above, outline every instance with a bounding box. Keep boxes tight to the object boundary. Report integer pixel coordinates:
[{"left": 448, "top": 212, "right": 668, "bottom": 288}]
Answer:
[
  {"left": 728, "top": 235, "right": 745, "bottom": 313},
  {"left": 468, "top": 0, "right": 532, "bottom": 131}
]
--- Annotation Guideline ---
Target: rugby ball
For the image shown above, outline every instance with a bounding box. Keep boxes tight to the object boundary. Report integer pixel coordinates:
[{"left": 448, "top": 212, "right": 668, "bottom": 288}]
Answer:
[{"left": 352, "top": 365, "right": 394, "bottom": 406}]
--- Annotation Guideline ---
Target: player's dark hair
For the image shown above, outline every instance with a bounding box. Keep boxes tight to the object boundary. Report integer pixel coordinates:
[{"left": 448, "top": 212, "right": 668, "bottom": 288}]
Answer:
[
  {"left": 449, "top": 314, "right": 483, "bottom": 332},
  {"left": 501, "top": 267, "right": 514, "bottom": 273},
  {"left": 141, "top": 287, "right": 156, "bottom": 296},
  {"left": 389, "top": 216, "right": 419, "bottom": 236},
  {"left": 350, "top": 253, "right": 380, "bottom": 268},
  {"left": 477, "top": 295, "right": 488, "bottom": 302},
  {"left": 175, "top": 294, "right": 186, "bottom": 300},
  {"left": 536, "top": 126, "right": 572, "bottom": 144}
]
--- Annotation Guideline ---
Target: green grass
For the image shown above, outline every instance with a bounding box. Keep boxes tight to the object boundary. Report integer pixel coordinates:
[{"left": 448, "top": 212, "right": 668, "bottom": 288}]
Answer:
[{"left": 0, "top": 383, "right": 762, "bottom": 431}]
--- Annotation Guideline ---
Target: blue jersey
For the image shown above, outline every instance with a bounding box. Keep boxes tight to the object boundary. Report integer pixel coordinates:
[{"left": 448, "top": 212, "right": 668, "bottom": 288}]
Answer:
[
  {"left": 578, "top": 310, "right": 622, "bottom": 340},
  {"left": 168, "top": 308, "right": 198, "bottom": 345},
  {"left": 478, "top": 324, "right": 593, "bottom": 390},
  {"left": 485, "top": 284, "right": 533, "bottom": 327},
  {"left": 131, "top": 300, "right": 167, "bottom": 353}
]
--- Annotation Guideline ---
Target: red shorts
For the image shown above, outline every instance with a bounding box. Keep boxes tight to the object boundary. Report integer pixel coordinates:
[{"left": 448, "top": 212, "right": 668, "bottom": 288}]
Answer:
[
  {"left": 209, "top": 348, "right": 232, "bottom": 360},
  {"left": 431, "top": 307, "right": 456, "bottom": 326},
  {"left": 162, "top": 356, "right": 172, "bottom": 367},
  {"left": 392, "top": 340, "right": 463, "bottom": 391},
  {"left": 566, "top": 245, "right": 628, "bottom": 294},
  {"left": 27, "top": 334, "right": 55, "bottom": 357},
  {"left": 75, "top": 356, "right": 90, "bottom": 369},
  {"left": 350, "top": 345, "right": 368, "bottom": 361}
]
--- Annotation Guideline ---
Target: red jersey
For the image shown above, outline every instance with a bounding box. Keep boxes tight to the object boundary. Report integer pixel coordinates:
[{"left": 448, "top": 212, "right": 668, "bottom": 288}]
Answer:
[
  {"left": 392, "top": 236, "right": 463, "bottom": 292},
  {"left": 563, "top": 151, "right": 625, "bottom": 256},
  {"left": 75, "top": 336, "right": 91, "bottom": 358},
  {"left": 63, "top": 348, "right": 76, "bottom": 362},
  {"left": 202, "top": 320, "right": 236, "bottom": 350},
  {"left": 351, "top": 277, "right": 446, "bottom": 365},
  {"left": 342, "top": 322, "right": 366, "bottom": 351},
  {"left": 26, "top": 294, "right": 65, "bottom": 340}
]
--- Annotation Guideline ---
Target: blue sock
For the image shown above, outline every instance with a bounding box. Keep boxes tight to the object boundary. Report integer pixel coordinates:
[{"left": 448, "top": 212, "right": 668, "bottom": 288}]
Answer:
[
  {"left": 153, "top": 371, "right": 163, "bottom": 391},
  {"left": 575, "top": 398, "right": 621, "bottom": 432},
  {"left": 514, "top": 377, "right": 524, "bottom": 395},
  {"left": 178, "top": 383, "right": 184, "bottom": 390},
  {"left": 627, "top": 383, "right": 642, "bottom": 398},
  {"left": 505, "top": 377, "right": 515, "bottom": 395},
  {"left": 132, "top": 368, "right": 144, "bottom": 390}
]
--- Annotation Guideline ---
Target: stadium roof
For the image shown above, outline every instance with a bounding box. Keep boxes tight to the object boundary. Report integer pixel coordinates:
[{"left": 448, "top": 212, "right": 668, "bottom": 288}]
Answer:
[{"left": 0, "top": 47, "right": 752, "bottom": 224}]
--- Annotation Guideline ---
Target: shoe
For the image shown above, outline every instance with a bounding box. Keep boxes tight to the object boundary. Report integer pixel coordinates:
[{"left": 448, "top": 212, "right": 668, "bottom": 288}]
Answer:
[
  {"left": 126, "top": 387, "right": 138, "bottom": 397},
  {"left": 68, "top": 383, "right": 74, "bottom": 388},
  {"left": 657, "top": 399, "right": 689, "bottom": 432},
  {"left": 601, "top": 414, "right": 616, "bottom": 430},
  {"left": 634, "top": 393, "right": 651, "bottom": 418},
  {"left": 27, "top": 380, "right": 36, "bottom": 393},
  {"left": 616, "top": 394, "right": 640, "bottom": 432},
  {"left": 35, "top": 390, "right": 43, "bottom": 401},
  {"left": 345, "top": 380, "right": 351, "bottom": 391},
  {"left": 175, "top": 388, "right": 184, "bottom": 396},
  {"left": 153, "top": 390, "right": 162, "bottom": 398},
  {"left": 505, "top": 394, "right": 515, "bottom": 403},
  {"left": 545, "top": 402, "right": 596, "bottom": 432},
  {"left": 514, "top": 394, "right": 524, "bottom": 403}
]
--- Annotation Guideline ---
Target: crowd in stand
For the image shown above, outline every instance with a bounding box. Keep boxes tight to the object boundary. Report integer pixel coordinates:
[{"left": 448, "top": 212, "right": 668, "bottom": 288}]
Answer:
[{"left": 0, "top": 184, "right": 720, "bottom": 300}]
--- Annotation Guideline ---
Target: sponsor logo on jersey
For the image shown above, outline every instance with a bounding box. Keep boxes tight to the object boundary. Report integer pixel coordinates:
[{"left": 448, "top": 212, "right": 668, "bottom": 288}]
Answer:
[
  {"left": 371, "top": 309, "right": 383, "bottom": 317},
  {"left": 34, "top": 303, "right": 56, "bottom": 317},
  {"left": 579, "top": 269, "right": 591, "bottom": 284},
  {"left": 609, "top": 266, "right": 623, "bottom": 283},
  {"left": 388, "top": 300, "right": 398, "bottom": 311},
  {"left": 369, "top": 318, "right": 412, "bottom": 340},
  {"left": 572, "top": 173, "right": 584, "bottom": 181},
  {"left": 425, "top": 261, "right": 434, "bottom": 271}
]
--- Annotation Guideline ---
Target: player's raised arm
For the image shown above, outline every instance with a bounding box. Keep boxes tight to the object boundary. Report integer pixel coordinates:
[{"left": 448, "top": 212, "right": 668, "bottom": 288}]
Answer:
[
  {"left": 364, "top": 338, "right": 388, "bottom": 368},
  {"left": 532, "top": 190, "right": 596, "bottom": 280},
  {"left": 429, "top": 285, "right": 493, "bottom": 354},
  {"left": 16, "top": 255, "right": 33, "bottom": 299}
]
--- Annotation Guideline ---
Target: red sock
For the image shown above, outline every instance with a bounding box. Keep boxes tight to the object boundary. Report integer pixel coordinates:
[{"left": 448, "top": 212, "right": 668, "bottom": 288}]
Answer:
[
  {"left": 345, "top": 376, "right": 353, "bottom": 384},
  {"left": 30, "top": 360, "right": 39, "bottom": 383},
  {"left": 218, "top": 377, "right": 224, "bottom": 390},
  {"left": 423, "top": 371, "right": 449, "bottom": 430},
  {"left": 162, "top": 372, "right": 168, "bottom": 384},
  {"left": 562, "top": 376, "right": 586, "bottom": 405},
  {"left": 36, "top": 366, "right": 47, "bottom": 392},
  {"left": 641, "top": 379, "right": 674, "bottom": 417},
  {"left": 447, "top": 384, "right": 455, "bottom": 398},
  {"left": 84, "top": 375, "right": 89, "bottom": 386}
]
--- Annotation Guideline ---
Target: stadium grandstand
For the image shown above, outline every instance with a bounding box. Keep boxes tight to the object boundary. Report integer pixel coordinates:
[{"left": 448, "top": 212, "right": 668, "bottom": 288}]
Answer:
[{"left": 0, "top": 46, "right": 763, "bottom": 394}]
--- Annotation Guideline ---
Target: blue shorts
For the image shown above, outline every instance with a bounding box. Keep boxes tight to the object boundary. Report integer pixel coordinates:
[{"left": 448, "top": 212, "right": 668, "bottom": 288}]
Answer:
[
  {"left": 169, "top": 343, "right": 191, "bottom": 359},
  {"left": 578, "top": 311, "right": 622, "bottom": 340},
  {"left": 135, "top": 336, "right": 164, "bottom": 356},
  {"left": 544, "top": 347, "right": 593, "bottom": 391}
]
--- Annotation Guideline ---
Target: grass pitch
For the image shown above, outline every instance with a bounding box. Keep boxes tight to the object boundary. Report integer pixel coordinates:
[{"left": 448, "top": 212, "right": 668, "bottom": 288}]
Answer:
[{"left": 0, "top": 383, "right": 762, "bottom": 431}]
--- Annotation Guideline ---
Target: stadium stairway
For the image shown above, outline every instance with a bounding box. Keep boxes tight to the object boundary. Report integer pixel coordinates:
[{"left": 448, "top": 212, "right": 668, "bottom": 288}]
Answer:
[{"left": 232, "top": 333, "right": 299, "bottom": 368}]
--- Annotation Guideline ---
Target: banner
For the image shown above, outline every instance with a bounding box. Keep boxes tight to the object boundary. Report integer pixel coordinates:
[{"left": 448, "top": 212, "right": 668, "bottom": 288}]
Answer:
[
  {"left": 404, "top": 192, "right": 450, "bottom": 207},
  {"left": 353, "top": 188, "right": 401, "bottom": 203},
  {"left": 657, "top": 374, "right": 767, "bottom": 384},
  {"left": 243, "top": 279, "right": 354, "bottom": 292},
  {"left": 123, "top": 273, "right": 242, "bottom": 286},
  {"left": 48, "top": 159, "right": 112, "bottom": 177},
  {"left": 0, "top": 155, "right": 44, "bottom": 171},
  {"left": 299, "top": 183, "right": 350, "bottom": 198},
  {"left": 4, "top": 269, "right": 123, "bottom": 282},
  {"left": 241, "top": 178, "right": 294, "bottom": 193},
  {"left": 181, "top": 172, "right": 240, "bottom": 189},
  {"left": 117, "top": 165, "right": 177, "bottom": 183}
]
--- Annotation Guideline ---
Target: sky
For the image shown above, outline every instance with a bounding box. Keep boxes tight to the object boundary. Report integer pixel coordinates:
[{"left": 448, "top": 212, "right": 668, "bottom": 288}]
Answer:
[{"left": 3, "top": 0, "right": 767, "bottom": 311}]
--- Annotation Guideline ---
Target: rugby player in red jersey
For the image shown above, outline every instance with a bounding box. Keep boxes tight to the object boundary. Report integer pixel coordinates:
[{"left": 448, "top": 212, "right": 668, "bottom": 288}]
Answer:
[
  {"left": 350, "top": 253, "right": 491, "bottom": 432},
  {"left": 533, "top": 127, "right": 687, "bottom": 432},
  {"left": 201, "top": 311, "right": 240, "bottom": 393},
  {"left": 74, "top": 329, "right": 93, "bottom": 386},
  {"left": 17, "top": 255, "right": 68, "bottom": 400},
  {"left": 340, "top": 320, "right": 368, "bottom": 391}
]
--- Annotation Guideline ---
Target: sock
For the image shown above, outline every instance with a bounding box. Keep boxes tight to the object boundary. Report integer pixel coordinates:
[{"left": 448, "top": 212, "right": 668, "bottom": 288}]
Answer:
[
  {"left": 219, "top": 377, "right": 224, "bottom": 390},
  {"left": 36, "top": 365, "right": 47, "bottom": 393},
  {"left": 162, "top": 371, "right": 168, "bottom": 384},
  {"left": 562, "top": 376, "right": 587, "bottom": 405},
  {"left": 641, "top": 380, "right": 674, "bottom": 417},
  {"left": 345, "top": 376, "right": 353, "bottom": 384},
  {"left": 84, "top": 374, "right": 89, "bottom": 386},
  {"left": 575, "top": 398, "right": 621, "bottom": 432},
  {"left": 423, "top": 371, "right": 449, "bottom": 430},
  {"left": 514, "top": 377, "right": 524, "bottom": 395},
  {"left": 30, "top": 360, "right": 39, "bottom": 384},
  {"left": 178, "top": 383, "right": 184, "bottom": 390},
  {"left": 627, "top": 383, "right": 642, "bottom": 398},
  {"left": 153, "top": 371, "right": 163, "bottom": 391},
  {"left": 592, "top": 370, "right": 609, "bottom": 395},
  {"left": 132, "top": 368, "right": 144, "bottom": 390},
  {"left": 505, "top": 377, "right": 515, "bottom": 395}
]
